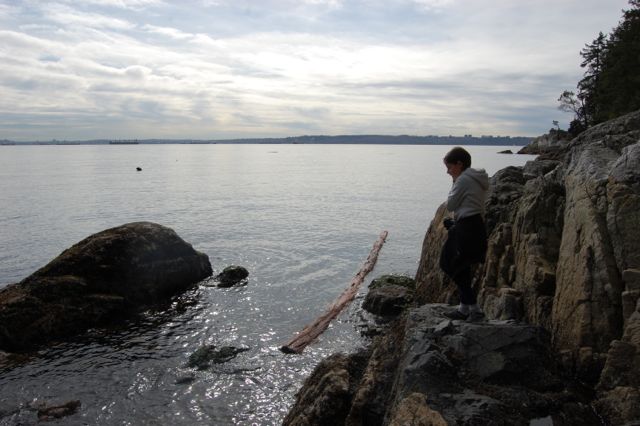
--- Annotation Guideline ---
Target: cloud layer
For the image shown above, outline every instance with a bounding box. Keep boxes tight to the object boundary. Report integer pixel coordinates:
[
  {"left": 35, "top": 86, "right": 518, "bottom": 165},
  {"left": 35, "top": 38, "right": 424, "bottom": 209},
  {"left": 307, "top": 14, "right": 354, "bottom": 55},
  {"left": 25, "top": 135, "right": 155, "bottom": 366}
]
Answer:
[{"left": 0, "top": 0, "right": 630, "bottom": 140}]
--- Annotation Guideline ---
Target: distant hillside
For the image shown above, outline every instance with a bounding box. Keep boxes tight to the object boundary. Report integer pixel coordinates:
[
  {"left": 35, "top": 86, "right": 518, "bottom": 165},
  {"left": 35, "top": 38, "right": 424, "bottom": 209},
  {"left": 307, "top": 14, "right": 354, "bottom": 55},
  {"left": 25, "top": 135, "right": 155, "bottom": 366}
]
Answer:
[
  {"left": 2, "top": 134, "right": 532, "bottom": 146},
  {"left": 215, "top": 134, "right": 532, "bottom": 145}
]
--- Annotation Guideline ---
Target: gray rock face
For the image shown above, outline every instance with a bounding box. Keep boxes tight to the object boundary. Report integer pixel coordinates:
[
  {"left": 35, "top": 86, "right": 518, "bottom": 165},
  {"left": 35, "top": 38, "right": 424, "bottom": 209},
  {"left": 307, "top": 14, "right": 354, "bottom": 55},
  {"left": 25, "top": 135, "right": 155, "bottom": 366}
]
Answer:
[
  {"left": 413, "top": 109, "right": 640, "bottom": 424},
  {"left": 518, "top": 131, "right": 571, "bottom": 155},
  {"left": 0, "top": 222, "right": 212, "bottom": 351},
  {"left": 284, "top": 305, "right": 599, "bottom": 426},
  {"left": 282, "top": 351, "right": 371, "bottom": 426}
]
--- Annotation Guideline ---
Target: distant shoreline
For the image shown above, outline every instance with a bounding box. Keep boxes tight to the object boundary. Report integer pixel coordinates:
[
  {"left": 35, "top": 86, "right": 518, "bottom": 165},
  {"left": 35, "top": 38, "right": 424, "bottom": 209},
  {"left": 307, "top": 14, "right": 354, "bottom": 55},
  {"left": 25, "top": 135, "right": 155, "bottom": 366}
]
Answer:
[{"left": 0, "top": 134, "right": 532, "bottom": 147}]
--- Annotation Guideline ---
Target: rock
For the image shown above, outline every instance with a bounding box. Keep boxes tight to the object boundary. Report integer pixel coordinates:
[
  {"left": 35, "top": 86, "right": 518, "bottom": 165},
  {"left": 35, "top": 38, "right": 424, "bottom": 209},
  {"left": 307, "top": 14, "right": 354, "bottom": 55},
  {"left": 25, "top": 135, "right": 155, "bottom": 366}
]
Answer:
[
  {"left": 594, "top": 386, "right": 640, "bottom": 425},
  {"left": 363, "top": 275, "right": 415, "bottom": 316},
  {"left": 344, "top": 319, "right": 408, "bottom": 425},
  {"left": 0, "top": 351, "right": 30, "bottom": 370},
  {"left": 624, "top": 269, "right": 640, "bottom": 291},
  {"left": 285, "top": 304, "right": 600, "bottom": 425},
  {"left": 369, "top": 275, "right": 415, "bottom": 290},
  {"left": 498, "top": 149, "right": 513, "bottom": 154},
  {"left": 517, "top": 130, "right": 571, "bottom": 155},
  {"left": 522, "top": 159, "right": 562, "bottom": 180},
  {"left": 0, "top": 222, "right": 212, "bottom": 351},
  {"left": 363, "top": 285, "right": 413, "bottom": 316},
  {"left": 217, "top": 265, "right": 249, "bottom": 287},
  {"left": 282, "top": 351, "right": 370, "bottom": 426},
  {"left": 387, "top": 393, "right": 447, "bottom": 426},
  {"left": 37, "top": 400, "right": 81, "bottom": 422},
  {"left": 175, "top": 374, "right": 196, "bottom": 385},
  {"left": 187, "top": 345, "right": 249, "bottom": 370}
]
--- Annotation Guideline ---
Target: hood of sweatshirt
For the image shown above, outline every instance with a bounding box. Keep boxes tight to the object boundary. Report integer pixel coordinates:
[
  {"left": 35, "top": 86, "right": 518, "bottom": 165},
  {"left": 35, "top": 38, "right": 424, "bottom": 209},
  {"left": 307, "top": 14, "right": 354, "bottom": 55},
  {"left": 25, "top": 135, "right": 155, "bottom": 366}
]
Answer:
[{"left": 463, "top": 168, "right": 489, "bottom": 190}]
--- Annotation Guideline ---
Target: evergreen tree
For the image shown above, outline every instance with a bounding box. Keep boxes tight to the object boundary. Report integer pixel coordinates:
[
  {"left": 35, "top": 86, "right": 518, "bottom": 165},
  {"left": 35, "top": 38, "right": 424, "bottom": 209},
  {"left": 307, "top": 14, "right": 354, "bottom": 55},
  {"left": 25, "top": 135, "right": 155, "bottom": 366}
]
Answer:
[
  {"left": 593, "top": 0, "right": 640, "bottom": 122},
  {"left": 577, "top": 32, "right": 608, "bottom": 125},
  {"left": 559, "top": 1, "right": 640, "bottom": 129}
]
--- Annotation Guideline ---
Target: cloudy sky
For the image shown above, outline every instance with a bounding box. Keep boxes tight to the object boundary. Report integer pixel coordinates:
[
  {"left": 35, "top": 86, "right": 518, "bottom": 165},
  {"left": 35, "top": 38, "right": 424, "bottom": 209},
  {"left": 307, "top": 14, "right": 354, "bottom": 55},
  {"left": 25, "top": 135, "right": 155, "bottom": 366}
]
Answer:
[{"left": 0, "top": 0, "right": 631, "bottom": 141}]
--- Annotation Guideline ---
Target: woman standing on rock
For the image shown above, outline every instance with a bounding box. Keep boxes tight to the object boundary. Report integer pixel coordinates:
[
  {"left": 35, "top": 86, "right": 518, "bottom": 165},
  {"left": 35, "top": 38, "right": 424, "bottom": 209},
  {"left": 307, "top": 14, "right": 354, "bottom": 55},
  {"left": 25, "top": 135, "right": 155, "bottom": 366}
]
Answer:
[{"left": 439, "top": 146, "right": 489, "bottom": 321}]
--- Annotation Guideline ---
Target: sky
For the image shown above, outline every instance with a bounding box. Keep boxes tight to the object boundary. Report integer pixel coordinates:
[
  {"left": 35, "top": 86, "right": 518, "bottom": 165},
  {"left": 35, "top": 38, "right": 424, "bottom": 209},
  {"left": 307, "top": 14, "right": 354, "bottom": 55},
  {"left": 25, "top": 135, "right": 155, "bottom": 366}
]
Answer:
[{"left": 0, "top": 0, "right": 632, "bottom": 141}]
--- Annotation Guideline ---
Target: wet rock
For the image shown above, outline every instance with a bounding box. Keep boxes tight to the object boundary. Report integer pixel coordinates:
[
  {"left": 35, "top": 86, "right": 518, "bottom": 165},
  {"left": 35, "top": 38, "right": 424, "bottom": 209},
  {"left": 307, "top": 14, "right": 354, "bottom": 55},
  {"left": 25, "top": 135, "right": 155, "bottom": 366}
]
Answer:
[
  {"left": 187, "top": 345, "right": 250, "bottom": 370},
  {"left": 175, "top": 374, "right": 196, "bottom": 385},
  {"left": 217, "top": 265, "right": 249, "bottom": 287},
  {"left": 498, "top": 149, "right": 513, "bottom": 154},
  {"left": 0, "top": 222, "right": 212, "bottom": 351},
  {"left": 37, "top": 400, "right": 81, "bottom": 422},
  {"left": 0, "top": 351, "right": 31, "bottom": 370}
]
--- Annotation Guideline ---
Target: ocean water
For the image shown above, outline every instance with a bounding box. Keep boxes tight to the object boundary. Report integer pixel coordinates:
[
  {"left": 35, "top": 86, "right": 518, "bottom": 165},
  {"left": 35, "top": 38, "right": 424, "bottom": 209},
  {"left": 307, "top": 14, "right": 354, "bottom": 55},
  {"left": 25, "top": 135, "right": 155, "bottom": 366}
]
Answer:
[{"left": 0, "top": 144, "right": 534, "bottom": 425}]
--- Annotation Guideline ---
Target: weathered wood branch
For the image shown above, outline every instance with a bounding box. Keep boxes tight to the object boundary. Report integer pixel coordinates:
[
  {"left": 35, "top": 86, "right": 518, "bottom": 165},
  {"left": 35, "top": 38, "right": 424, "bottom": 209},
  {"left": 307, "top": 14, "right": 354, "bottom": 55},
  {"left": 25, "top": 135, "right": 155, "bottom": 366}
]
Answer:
[{"left": 280, "top": 231, "right": 389, "bottom": 354}]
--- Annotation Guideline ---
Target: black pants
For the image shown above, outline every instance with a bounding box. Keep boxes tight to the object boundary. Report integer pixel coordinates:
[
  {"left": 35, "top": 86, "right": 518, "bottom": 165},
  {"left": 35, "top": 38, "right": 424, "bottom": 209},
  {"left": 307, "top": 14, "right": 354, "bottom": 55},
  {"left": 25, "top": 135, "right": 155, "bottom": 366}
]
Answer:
[{"left": 439, "top": 214, "right": 487, "bottom": 305}]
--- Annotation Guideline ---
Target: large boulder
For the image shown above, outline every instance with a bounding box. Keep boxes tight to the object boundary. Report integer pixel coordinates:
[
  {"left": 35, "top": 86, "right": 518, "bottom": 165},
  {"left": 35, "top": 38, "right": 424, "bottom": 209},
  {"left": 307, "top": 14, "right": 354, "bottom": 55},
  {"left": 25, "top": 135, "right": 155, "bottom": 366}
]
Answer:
[{"left": 0, "top": 222, "right": 212, "bottom": 351}]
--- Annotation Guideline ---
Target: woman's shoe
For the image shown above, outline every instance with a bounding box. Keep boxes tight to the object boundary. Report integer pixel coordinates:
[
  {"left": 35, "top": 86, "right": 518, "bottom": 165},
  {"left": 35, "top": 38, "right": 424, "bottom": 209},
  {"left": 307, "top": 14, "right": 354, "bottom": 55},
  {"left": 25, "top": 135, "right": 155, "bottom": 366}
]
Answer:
[
  {"left": 467, "top": 311, "right": 486, "bottom": 322},
  {"left": 443, "top": 309, "right": 469, "bottom": 320}
]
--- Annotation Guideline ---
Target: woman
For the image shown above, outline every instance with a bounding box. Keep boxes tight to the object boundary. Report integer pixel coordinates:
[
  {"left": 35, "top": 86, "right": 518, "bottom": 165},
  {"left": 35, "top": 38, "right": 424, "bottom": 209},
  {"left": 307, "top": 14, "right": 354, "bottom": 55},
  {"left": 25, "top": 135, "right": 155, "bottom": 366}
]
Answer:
[{"left": 439, "top": 147, "right": 489, "bottom": 321}]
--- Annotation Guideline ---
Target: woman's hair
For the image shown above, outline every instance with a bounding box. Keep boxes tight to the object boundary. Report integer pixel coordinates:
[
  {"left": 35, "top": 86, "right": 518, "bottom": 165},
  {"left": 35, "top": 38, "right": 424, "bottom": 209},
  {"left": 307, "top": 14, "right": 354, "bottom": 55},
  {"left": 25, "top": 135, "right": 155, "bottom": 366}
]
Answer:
[{"left": 443, "top": 146, "right": 471, "bottom": 169}]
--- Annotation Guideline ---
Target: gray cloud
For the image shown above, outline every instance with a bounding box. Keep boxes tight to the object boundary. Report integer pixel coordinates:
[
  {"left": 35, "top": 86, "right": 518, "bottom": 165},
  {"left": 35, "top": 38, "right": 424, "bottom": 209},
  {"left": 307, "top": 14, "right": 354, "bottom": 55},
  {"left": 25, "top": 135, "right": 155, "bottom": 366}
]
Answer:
[{"left": 0, "top": 0, "right": 631, "bottom": 141}]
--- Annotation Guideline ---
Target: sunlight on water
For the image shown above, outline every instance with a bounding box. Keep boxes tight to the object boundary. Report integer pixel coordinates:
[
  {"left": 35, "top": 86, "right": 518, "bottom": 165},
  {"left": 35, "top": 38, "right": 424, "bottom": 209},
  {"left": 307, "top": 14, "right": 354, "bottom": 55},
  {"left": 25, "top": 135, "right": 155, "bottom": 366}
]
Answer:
[{"left": 0, "top": 144, "right": 534, "bottom": 425}]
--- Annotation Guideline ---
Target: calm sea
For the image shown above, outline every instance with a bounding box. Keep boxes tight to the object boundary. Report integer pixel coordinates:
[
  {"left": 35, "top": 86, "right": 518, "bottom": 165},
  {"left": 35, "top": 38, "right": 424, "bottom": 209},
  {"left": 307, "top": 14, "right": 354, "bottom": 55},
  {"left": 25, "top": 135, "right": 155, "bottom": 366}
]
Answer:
[{"left": 0, "top": 144, "right": 534, "bottom": 425}]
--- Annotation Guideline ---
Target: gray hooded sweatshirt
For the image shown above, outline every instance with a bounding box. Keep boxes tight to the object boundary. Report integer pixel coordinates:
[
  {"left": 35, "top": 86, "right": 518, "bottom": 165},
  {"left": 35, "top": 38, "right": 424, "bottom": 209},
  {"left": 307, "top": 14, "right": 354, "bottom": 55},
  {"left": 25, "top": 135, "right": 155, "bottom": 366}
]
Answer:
[{"left": 446, "top": 167, "right": 490, "bottom": 220}]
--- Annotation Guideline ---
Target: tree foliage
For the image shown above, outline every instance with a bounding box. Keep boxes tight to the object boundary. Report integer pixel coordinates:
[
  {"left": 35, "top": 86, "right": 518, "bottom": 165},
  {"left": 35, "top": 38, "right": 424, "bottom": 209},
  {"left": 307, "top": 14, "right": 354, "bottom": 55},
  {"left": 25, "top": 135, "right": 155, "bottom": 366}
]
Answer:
[{"left": 559, "top": 0, "right": 640, "bottom": 134}]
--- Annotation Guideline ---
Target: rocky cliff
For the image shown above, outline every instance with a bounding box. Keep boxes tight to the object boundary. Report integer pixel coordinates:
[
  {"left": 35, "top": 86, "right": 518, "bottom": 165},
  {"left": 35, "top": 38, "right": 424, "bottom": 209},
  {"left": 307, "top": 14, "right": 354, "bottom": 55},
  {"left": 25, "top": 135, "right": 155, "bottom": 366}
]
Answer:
[
  {"left": 284, "top": 110, "right": 640, "bottom": 425},
  {"left": 415, "top": 109, "right": 640, "bottom": 423}
]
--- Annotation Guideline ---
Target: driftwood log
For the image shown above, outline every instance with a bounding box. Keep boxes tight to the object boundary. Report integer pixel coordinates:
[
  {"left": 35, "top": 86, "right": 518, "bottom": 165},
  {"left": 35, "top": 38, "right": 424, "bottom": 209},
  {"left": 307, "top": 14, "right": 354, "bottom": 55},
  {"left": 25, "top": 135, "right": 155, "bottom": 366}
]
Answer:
[{"left": 281, "top": 231, "right": 388, "bottom": 354}]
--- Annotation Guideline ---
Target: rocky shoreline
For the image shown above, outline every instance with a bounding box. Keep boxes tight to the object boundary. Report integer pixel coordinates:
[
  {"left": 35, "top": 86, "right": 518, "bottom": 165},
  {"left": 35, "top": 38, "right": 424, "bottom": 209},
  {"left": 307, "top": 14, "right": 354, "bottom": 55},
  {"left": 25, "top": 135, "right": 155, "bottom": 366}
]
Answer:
[
  {"left": 1, "top": 111, "right": 638, "bottom": 424},
  {"left": 284, "top": 110, "right": 640, "bottom": 425}
]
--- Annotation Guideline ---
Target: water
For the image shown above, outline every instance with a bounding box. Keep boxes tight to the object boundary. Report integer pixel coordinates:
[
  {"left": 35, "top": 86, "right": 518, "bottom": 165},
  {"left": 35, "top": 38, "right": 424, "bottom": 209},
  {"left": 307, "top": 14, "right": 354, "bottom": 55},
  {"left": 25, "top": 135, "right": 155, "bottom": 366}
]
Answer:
[{"left": 0, "top": 144, "right": 534, "bottom": 425}]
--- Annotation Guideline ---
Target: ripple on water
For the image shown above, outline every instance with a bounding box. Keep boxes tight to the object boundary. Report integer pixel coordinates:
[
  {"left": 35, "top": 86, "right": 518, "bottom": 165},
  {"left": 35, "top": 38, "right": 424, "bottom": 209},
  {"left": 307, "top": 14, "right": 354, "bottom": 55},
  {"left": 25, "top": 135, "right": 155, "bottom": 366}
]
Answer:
[{"left": 0, "top": 145, "right": 537, "bottom": 424}]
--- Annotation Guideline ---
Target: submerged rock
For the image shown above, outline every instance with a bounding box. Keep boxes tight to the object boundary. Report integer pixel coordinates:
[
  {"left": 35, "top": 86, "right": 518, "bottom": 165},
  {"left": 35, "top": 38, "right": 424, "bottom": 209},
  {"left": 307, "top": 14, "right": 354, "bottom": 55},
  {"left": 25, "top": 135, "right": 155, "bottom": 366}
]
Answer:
[
  {"left": 37, "top": 400, "right": 81, "bottom": 422},
  {"left": 187, "top": 345, "right": 250, "bottom": 370},
  {"left": 217, "top": 266, "right": 249, "bottom": 287},
  {"left": 0, "top": 222, "right": 212, "bottom": 352}
]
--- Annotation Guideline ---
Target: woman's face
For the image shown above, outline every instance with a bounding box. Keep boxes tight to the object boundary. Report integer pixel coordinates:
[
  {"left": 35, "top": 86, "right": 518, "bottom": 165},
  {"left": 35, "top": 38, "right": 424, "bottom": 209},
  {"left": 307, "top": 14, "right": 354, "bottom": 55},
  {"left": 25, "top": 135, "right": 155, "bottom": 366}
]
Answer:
[{"left": 445, "top": 161, "right": 464, "bottom": 180}]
